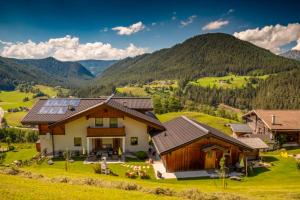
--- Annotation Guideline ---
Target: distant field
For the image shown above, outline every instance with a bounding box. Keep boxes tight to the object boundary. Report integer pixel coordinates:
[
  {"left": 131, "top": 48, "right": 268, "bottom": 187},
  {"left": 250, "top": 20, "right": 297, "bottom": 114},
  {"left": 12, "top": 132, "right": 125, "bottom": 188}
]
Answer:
[
  {"left": 157, "top": 111, "right": 237, "bottom": 135},
  {"left": 189, "top": 75, "right": 269, "bottom": 89},
  {"left": 4, "top": 111, "right": 28, "bottom": 127},
  {"left": 116, "top": 87, "right": 149, "bottom": 96}
]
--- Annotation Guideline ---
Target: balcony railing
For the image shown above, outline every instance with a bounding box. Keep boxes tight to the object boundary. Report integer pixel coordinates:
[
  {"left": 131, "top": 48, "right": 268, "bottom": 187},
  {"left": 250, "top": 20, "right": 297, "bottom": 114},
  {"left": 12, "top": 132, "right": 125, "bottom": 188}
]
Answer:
[{"left": 87, "top": 126, "right": 125, "bottom": 137}]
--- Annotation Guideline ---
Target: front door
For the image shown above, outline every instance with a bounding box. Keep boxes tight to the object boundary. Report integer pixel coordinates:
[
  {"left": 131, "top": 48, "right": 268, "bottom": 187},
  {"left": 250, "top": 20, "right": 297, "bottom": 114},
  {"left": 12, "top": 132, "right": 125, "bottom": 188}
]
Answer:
[{"left": 204, "top": 150, "right": 216, "bottom": 169}]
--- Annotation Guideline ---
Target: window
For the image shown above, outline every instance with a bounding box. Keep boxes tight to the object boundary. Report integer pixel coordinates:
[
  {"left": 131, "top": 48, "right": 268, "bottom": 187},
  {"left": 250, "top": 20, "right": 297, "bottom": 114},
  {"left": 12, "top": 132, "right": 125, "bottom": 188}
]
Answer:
[
  {"left": 130, "top": 137, "right": 138, "bottom": 146},
  {"left": 74, "top": 137, "right": 82, "bottom": 147},
  {"left": 95, "top": 118, "right": 103, "bottom": 127},
  {"left": 109, "top": 118, "right": 118, "bottom": 128}
]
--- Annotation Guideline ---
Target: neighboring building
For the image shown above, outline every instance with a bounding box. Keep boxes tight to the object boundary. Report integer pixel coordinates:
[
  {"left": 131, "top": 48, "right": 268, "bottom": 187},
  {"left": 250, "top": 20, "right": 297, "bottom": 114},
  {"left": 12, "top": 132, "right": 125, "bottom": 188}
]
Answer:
[
  {"left": 242, "top": 110, "right": 300, "bottom": 147},
  {"left": 152, "top": 116, "right": 253, "bottom": 172},
  {"left": 22, "top": 96, "right": 165, "bottom": 155}
]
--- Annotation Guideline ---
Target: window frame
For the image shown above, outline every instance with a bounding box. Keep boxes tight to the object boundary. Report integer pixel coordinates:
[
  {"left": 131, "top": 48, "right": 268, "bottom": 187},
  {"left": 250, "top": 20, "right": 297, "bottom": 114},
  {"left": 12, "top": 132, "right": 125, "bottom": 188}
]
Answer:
[
  {"left": 130, "top": 137, "right": 138, "bottom": 146},
  {"left": 74, "top": 137, "right": 82, "bottom": 147},
  {"left": 109, "top": 118, "right": 118, "bottom": 128},
  {"left": 95, "top": 118, "right": 103, "bottom": 127}
]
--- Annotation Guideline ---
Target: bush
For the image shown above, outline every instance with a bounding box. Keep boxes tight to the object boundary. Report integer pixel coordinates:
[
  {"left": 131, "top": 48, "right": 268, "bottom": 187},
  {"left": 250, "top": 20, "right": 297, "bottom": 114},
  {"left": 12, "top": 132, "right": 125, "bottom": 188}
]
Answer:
[
  {"left": 116, "top": 182, "right": 139, "bottom": 190},
  {"left": 149, "top": 187, "right": 175, "bottom": 196},
  {"left": 135, "top": 151, "right": 148, "bottom": 160},
  {"left": 139, "top": 170, "right": 150, "bottom": 179},
  {"left": 8, "top": 145, "right": 15, "bottom": 151},
  {"left": 297, "top": 160, "right": 300, "bottom": 170}
]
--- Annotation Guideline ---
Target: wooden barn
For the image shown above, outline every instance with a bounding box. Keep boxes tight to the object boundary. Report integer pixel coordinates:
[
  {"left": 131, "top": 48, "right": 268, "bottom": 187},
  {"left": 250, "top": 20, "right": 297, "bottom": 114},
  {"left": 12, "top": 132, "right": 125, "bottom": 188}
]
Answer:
[{"left": 152, "top": 116, "right": 253, "bottom": 172}]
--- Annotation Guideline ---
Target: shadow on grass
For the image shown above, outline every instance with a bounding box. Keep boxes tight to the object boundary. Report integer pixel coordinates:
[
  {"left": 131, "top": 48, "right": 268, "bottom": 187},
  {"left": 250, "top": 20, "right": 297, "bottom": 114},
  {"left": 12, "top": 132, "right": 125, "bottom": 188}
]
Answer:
[
  {"left": 261, "top": 156, "right": 278, "bottom": 162},
  {"left": 248, "top": 166, "right": 270, "bottom": 177}
]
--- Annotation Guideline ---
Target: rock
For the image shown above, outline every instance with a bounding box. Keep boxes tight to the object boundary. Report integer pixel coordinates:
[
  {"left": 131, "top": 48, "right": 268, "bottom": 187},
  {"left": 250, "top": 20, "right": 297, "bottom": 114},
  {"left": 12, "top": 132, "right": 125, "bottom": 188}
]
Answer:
[
  {"left": 69, "top": 159, "right": 74, "bottom": 163},
  {"left": 230, "top": 176, "right": 242, "bottom": 181}
]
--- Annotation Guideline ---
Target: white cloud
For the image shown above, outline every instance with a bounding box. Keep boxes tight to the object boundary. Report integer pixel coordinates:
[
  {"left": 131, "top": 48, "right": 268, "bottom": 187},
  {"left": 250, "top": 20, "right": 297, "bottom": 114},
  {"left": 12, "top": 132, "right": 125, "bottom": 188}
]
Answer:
[
  {"left": 202, "top": 20, "right": 229, "bottom": 31},
  {"left": 112, "top": 21, "right": 145, "bottom": 35},
  {"left": 233, "top": 23, "right": 300, "bottom": 53},
  {"left": 151, "top": 22, "right": 157, "bottom": 26},
  {"left": 227, "top": 9, "right": 234, "bottom": 14},
  {"left": 0, "top": 35, "right": 147, "bottom": 61},
  {"left": 172, "top": 16, "right": 176, "bottom": 20},
  {"left": 292, "top": 38, "right": 300, "bottom": 51},
  {"left": 180, "top": 15, "right": 197, "bottom": 27}
]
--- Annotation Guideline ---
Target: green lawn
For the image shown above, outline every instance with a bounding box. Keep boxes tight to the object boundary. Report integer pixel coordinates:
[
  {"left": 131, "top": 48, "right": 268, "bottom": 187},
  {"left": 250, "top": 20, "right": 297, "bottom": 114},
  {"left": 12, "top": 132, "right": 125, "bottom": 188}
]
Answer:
[
  {"left": 4, "top": 111, "right": 28, "bottom": 127},
  {"left": 189, "top": 75, "right": 269, "bottom": 89},
  {"left": 0, "top": 174, "right": 178, "bottom": 200},
  {"left": 1, "top": 143, "right": 300, "bottom": 200},
  {"left": 0, "top": 143, "right": 36, "bottom": 164},
  {"left": 157, "top": 111, "right": 237, "bottom": 135}
]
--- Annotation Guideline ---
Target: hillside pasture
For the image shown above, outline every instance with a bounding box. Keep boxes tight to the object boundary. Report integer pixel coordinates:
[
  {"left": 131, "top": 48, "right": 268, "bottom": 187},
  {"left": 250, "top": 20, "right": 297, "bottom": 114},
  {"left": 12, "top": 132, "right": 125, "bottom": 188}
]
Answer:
[
  {"left": 189, "top": 75, "right": 269, "bottom": 89},
  {"left": 157, "top": 111, "right": 236, "bottom": 134}
]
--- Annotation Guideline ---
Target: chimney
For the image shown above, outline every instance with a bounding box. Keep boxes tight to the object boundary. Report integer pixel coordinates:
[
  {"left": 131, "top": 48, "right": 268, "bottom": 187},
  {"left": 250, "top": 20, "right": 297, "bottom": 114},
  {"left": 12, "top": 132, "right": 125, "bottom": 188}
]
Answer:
[
  {"left": 271, "top": 114, "right": 276, "bottom": 125},
  {"left": 123, "top": 101, "right": 127, "bottom": 107},
  {"left": 68, "top": 105, "right": 75, "bottom": 111}
]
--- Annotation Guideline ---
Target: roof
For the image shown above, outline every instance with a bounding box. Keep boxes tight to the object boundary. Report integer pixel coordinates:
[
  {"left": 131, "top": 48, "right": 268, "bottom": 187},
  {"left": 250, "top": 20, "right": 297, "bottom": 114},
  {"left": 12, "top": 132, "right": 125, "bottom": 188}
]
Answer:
[
  {"left": 243, "top": 110, "right": 300, "bottom": 130},
  {"left": 229, "top": 123, "right": 252, "bottom": 133},
  {"left": 152, "top": 116, "right": 253, "bottom": 155},
  {"left": 21, "top": 97, "right": 153, "bottom": 124},
  {"left": 237, "top": 138, "right": 269, "bottom": 149}
]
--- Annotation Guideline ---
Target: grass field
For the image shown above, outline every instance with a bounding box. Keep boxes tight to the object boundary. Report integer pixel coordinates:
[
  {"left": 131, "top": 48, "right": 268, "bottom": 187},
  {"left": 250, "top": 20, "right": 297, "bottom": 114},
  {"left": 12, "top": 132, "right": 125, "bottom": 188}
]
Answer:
[
  {"left": 1, "top": 143, "right": 300, "bottom": 200},
  {"left": 157, "top": 111, "right": 236, "bottom": 134},
  {"left": 189, "top": 75, "right": 269, "bottom": 89},
  {"left": 116, "top": 87, "right": 149, "bottom": 96}
]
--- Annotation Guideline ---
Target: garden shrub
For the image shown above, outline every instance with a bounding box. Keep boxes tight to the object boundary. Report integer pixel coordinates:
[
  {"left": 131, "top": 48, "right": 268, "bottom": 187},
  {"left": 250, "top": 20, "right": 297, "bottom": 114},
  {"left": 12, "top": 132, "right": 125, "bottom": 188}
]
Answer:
[{"left": 135, "top": 151, "right": 148, "bottom": 160}]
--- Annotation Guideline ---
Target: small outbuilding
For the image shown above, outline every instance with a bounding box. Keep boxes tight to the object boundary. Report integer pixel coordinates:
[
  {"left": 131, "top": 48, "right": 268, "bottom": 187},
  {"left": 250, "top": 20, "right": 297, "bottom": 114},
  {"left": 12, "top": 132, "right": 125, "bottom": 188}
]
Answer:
[{"left": 152, "top": 116, "right": 253, "bottom": 172}]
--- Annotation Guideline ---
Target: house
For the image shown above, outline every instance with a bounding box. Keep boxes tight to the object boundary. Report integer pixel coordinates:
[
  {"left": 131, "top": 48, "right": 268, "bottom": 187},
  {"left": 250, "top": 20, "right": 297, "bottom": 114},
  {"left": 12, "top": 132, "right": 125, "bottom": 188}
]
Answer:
[
  {"left": 21, "top": 95, "right": 165, "bottom": 156},
  {"left": 152, "top": 116, "right": 253, "bottom": 172},
  {"left": 22, "top": 95, "right": 256, "bottom": 173},
  {"left": 242, "top": 110, "right": 300, "bottom": 147}
]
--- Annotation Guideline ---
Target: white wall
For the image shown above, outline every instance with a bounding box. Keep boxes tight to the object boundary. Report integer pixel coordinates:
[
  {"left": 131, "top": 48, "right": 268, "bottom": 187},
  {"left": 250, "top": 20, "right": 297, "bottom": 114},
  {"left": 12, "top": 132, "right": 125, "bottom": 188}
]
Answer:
[{"left": 39, "top": 115, "right": 150, "bottom": 154}]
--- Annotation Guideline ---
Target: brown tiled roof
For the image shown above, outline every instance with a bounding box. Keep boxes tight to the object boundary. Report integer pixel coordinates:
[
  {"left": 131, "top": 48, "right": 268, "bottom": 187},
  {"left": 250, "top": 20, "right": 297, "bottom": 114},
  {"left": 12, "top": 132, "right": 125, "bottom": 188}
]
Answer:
[
  {"left": 21, "top": 97, "right": 153, "bottom": 124},
  {"left": 243, "top": 110, "right": 300, "bottom": 130},
  {"left": 152, "top": 116, "right": 253, "bottom": 155},
  {"left": 237, "top": 138, "right": 269, "bottom": 149}
]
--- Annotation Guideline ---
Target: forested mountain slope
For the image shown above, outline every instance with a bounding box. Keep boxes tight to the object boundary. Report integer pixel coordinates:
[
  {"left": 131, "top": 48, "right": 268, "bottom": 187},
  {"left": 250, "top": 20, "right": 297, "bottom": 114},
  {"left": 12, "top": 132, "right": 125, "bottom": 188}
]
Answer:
[
  {"left": 0, "top": 56, "right": 94, "bottom": 90},
  {"left": 97, "top": 33, "right": 300, "bottom": 85}
]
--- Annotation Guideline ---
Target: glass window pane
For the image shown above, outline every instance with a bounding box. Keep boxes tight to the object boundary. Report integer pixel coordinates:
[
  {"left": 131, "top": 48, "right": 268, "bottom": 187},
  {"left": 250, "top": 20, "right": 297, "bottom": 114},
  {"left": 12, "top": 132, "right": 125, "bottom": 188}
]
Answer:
[
  {"left": 95, "top": 118, "right": 103, "bottom": 127},
  {"left": 130, "top": 137, "right": 138, "bottom": 146},
  {"left": 110, "top": 118, "right": 118, "bottom": 128},
  {"left": 74, "top": 137, "right": 82, "bottom": 146}
]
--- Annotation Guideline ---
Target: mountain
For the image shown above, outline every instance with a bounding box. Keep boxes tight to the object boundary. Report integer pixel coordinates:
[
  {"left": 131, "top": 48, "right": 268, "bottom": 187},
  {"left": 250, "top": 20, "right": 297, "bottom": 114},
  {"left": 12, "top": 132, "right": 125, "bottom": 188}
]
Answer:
[
  {"left": 0, "top": 56, "right": 94, "bottom": 90},
  {"left": 97, "top": 33, "right": 300, "bottom": 86},
  {"left": 280, "top": 50, "right": 300, "bottom": 61},
  {"left": 78, "top": 60, "right": 117, "bottom": 76}
]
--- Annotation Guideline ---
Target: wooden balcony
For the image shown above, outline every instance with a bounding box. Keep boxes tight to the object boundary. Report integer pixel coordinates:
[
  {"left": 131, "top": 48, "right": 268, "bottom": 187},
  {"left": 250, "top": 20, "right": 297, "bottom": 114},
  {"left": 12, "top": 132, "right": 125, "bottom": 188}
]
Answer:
[{"left": 87, "top": 127, "right": 125, "bottom": 137}]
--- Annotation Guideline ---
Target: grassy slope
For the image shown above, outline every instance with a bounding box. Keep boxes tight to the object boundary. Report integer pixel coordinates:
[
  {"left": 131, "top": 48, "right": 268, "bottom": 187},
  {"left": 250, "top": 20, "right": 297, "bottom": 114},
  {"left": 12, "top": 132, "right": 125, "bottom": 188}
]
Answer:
[
  {"left": 189, "top": 75, "right": 269, "bottom": 89},
  {"left": 157, "top": 111, "right": 236, "bottom": 134},
  {"left": 0, "top": 143, "right": 36, "bottom": 164},
  {"left": 0, "top": 174, "right": 178, "bottom": 200},
  {"left": 1, "top": 143, "right": 300, "bottom": 200}
]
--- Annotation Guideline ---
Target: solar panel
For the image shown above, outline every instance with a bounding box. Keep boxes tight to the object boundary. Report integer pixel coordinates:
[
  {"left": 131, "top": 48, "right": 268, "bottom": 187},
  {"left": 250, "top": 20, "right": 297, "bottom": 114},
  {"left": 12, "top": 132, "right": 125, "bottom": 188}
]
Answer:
[
  {"left": 38, "top": 106, "right": 68, "bottom": 114},
  {"left": 44, "top": 99, "right": 80, "bottom": 107}
]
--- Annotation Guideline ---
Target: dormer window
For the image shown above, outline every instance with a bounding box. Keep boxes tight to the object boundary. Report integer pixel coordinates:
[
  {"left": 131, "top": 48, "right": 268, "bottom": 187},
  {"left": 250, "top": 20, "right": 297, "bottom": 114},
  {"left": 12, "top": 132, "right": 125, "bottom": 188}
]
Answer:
[{"left": 95, "top": 118, "right": 103, "bottom": 127}]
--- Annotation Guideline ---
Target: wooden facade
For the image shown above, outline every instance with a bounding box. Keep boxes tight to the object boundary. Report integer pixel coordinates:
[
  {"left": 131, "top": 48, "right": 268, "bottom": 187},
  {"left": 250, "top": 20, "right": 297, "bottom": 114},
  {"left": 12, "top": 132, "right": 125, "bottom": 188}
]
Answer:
[
  {"left": 87, "top": 127, "right": 125, "bottom": 137},
  {"left": 38, "top": 124, "right": 65, "bottom": 135},
  {"left": 161, "top": 136, "right": 244, "bottom": 172}
]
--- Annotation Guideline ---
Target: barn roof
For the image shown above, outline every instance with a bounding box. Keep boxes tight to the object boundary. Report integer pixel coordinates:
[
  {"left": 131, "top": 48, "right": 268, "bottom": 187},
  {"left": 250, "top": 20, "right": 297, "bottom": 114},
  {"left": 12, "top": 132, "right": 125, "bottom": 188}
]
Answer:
[
  {"left": 237, "top": 138, "right": 269, "bottom": 149},
  {"left": 152, "top": 116, "right": 253, "bottom": 155},
  {"left": 229, "top": 123, "right": 252, "bottom": 133}
]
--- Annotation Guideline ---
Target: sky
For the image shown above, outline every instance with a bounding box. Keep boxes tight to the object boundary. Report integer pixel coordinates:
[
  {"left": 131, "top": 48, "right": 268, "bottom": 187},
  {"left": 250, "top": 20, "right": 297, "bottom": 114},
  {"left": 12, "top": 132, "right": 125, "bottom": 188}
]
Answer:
[{"left": 0, "top": 0, "right": 300, "bottom": 61}]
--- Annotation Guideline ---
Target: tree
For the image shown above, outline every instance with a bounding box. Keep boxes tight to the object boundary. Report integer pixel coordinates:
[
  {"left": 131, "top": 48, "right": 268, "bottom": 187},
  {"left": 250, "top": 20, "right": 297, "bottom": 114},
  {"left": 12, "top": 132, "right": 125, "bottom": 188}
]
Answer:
[
  {"left": 219, "top": 155, "right": 227, "bottom": 189},
  {"left": 5, "top": 136, "right": 12, "bottom": 147},
  {"left": 63, "top": 149, "right": 71, "bottom": 171},
  {"left": 153, "top": 96, "right": 163, "bottom": 114}
]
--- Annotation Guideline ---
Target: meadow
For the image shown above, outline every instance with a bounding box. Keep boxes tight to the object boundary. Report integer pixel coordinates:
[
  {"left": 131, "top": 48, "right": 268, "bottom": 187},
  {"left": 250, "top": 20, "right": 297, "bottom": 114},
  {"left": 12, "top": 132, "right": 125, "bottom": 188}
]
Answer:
[
  {"left": 189, "top": 75, "right": 269, "bottom": 89},
  {"left": 1, "top": 142, "right": 300, "bottom": 200}
]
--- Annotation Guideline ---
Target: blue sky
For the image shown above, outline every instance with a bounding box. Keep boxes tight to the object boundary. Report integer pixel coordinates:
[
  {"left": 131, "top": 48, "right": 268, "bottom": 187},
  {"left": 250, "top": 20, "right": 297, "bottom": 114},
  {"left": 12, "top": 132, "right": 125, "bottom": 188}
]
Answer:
[{"left": 0, "top": 0, "right": 300, "bottom": 60}]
